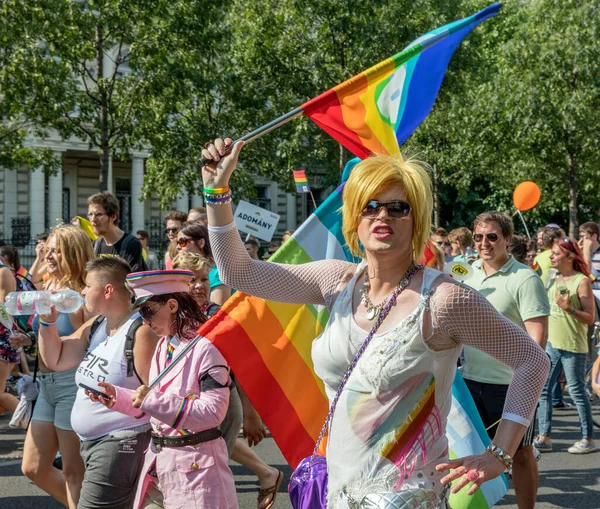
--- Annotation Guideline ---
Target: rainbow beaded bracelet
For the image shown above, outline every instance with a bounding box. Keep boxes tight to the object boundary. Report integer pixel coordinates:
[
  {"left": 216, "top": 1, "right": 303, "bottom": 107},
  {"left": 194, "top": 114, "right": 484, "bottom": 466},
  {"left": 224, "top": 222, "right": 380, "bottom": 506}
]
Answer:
[{"left": 486, "top": 444, "right": 513, "bottom": 471}]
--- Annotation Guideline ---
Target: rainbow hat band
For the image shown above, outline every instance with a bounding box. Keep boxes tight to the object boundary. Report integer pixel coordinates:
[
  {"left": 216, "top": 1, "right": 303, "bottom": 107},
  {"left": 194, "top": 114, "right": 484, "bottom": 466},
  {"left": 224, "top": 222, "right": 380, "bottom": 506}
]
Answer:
[{"left": 126, "top": 270, "right": 195, "bottom": 307}]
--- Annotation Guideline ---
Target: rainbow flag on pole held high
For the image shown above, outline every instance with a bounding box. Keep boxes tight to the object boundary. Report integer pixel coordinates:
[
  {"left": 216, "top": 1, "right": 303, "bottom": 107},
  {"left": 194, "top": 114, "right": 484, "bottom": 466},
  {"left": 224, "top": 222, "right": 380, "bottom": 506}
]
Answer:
[
  {"left": 199, "top": 5, "right": 506, "bottom": 508},
  {"left": 293, "top": 170, "right": 311, "bottom": 194},
  {"left": 301, "top": 3, "right": 501, "bottom": 159}
]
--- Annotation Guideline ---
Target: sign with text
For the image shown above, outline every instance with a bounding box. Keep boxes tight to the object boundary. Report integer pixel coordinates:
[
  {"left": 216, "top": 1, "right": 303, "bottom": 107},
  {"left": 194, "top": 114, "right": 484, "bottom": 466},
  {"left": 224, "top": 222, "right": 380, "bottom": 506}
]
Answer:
[{"left": 234, "top": 200, "right": 280, "bottom": 242}]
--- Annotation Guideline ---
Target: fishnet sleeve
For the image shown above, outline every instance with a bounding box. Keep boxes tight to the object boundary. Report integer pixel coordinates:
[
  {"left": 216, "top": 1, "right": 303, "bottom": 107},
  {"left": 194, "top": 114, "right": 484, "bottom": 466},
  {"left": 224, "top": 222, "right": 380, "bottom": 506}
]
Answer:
[
  {"left": 209, "top": 222, "right": 354, "bottom": 308},
  {"left": 428, "top": 279, "right": 550, "bottom": 426}
]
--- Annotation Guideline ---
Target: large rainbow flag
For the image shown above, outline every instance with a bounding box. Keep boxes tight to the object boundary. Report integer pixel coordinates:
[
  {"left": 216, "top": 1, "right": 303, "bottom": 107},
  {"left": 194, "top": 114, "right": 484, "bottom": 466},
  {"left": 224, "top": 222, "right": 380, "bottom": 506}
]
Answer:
[
  {"left": 200, "top": 4, "right": 507, "bottom": 507},
  {"left": 301, "top": 3, "right": 501, "bottom": 158}
]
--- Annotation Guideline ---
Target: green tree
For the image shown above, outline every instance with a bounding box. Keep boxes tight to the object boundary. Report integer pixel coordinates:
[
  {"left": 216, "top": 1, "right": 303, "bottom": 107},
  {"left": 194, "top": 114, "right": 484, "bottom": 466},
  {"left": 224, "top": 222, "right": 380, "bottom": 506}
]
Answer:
[
  {"left": 420, "top": 0, "right": 600, "bottom": 235},
  {"left": 0, "top": 0, "right": 205, "bottom": 190}
]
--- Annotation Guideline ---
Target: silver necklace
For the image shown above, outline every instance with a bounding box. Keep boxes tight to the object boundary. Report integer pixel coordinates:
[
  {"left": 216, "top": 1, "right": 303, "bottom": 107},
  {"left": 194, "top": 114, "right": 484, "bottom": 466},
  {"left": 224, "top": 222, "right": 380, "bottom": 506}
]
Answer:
[{"left": 359, "top": 261, "right": 418, "bottom": 320}]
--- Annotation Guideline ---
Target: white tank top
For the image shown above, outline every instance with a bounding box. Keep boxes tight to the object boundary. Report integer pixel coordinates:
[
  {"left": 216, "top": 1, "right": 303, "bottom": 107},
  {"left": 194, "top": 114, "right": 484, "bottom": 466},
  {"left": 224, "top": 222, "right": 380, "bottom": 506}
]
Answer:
[{"left": 71, "top": 313, "right": 150, "bottom": 440}]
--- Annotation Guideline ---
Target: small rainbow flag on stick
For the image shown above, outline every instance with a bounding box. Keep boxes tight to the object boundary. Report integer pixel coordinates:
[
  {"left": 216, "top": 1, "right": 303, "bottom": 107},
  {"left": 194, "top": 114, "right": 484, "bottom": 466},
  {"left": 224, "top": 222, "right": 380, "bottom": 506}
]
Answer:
[{"left": 292, "top": 170, "right": 310, "bottom": 193}]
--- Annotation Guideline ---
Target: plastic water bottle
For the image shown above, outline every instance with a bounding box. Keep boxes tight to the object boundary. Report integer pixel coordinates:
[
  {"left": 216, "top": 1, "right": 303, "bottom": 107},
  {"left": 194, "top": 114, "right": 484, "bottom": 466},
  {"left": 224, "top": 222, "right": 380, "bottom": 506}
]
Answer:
[
  {"left": 5, "top": 290, "right": 85, "bottom": 315},
  {"left": 466, "top": 246, "right": 473, "bottom": 257}
]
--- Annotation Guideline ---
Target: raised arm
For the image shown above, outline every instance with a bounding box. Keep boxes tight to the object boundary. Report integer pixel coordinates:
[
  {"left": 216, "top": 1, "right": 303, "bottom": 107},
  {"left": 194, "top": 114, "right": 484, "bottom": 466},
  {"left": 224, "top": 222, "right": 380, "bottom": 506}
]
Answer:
[
  {"left": 203, "top": 138, "right": 352, "bottom": 307},
  {"left": 38, "top": 306, "right": 95, "bottom": 371}
]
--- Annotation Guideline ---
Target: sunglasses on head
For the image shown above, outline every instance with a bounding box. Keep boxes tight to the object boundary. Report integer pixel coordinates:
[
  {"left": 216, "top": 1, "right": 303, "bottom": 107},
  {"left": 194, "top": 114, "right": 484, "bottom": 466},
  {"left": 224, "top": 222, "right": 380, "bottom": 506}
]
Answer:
[
  {"left": 177, "top": 236, "right": 192, "bottom": 247},
  {"left": 361, "top": 200, "right": 411, "bottom": 219},
  {"left": 165, "top": 227, "right": 179, "bottom": 234},
  {"left": 473, "top": 232, "right": 500, "bottom": 243},
  {"left": 139, "top": 302, "right": 166, "bottom": 322}
]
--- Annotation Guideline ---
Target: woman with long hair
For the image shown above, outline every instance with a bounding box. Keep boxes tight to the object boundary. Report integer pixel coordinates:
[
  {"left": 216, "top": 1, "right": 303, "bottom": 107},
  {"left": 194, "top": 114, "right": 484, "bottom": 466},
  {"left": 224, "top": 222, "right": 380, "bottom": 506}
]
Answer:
[
  {"left": 534, "top": 238, "right": 596, "bottom": 454},
  {"left": 200, "top": 139, "right": 550, "bottom": 506},
  {"left": 176, "top": 221, "right": 232, "bottom": 305},
  {"left": 10, "top": 225, "right": 94, "bottom": 508},
  {"left": 174, "top": 252, "right": 283, "bottom": 509},
  {"left": 89, "top": 270, "right": 238, "bottom": 509}
]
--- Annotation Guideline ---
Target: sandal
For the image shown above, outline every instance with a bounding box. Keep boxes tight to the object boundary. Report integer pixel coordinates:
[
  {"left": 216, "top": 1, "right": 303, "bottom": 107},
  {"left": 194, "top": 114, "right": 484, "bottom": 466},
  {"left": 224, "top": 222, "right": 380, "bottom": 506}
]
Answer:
[{"left": 257, "top": 470, "right": 283, "bottom": 509}]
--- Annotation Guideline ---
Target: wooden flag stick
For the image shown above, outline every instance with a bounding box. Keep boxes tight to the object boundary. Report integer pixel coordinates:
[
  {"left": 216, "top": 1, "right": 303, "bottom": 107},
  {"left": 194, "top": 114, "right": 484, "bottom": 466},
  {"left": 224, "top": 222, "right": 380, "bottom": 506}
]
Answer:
[{"left": 309, "top": 191, "right": 318, "bottom": 211}]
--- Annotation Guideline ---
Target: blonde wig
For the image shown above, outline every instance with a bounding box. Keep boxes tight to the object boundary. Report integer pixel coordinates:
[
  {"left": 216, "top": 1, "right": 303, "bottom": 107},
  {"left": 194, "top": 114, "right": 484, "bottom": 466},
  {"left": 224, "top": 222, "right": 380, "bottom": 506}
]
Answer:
[
  {"left": 48, "top": 225, "right": 95, "bottom": 292},
  {"left": 341, "top": 154, "right": 432, "bottom": 261}
]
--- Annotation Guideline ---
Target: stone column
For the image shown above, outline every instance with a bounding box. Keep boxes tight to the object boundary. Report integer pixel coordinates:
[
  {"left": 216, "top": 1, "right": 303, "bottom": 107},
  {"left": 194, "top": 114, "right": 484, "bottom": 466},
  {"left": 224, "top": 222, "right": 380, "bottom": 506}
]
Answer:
[
  {"left": 48, "top": 151, "right": 64, "bottom": 227},
  {"left": 286, "top": 193, "right": 297, "bottom": 231},
  {"left": 176, "top": 189, "right": 189, "bottom": 213},
  {"left": 131, "top": 155, "right": 145, "bottom": 234},
  {"left": 29, "top": 168, "right": 46, "bottom": 237}
]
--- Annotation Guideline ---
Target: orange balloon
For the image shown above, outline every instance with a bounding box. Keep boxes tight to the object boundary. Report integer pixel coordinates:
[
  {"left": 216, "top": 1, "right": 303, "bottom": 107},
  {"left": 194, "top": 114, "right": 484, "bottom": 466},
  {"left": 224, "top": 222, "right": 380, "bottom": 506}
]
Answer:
[{"left": 513, "top": 181, "right": 541, "bottom": 211}]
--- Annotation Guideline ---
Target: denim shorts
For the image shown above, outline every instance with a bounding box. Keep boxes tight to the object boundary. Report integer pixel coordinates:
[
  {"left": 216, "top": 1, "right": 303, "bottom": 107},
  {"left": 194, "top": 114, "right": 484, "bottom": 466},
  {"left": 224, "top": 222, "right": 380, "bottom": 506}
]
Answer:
[{"left": 32, "top": 368, "right": 78, "bottom": 430}]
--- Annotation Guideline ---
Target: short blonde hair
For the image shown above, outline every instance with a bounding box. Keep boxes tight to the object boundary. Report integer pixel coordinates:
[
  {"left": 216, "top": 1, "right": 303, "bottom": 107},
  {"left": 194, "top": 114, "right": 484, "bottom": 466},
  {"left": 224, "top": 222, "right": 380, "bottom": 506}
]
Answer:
[
  {"left": 49, "top": 225, "right": 95, "bottom": 292},
  {"left": 172, "top": 252, "right": 213, "bottom": 273},
  {"left": 341, "top": 154, "right": 432, "bottom": 260}
]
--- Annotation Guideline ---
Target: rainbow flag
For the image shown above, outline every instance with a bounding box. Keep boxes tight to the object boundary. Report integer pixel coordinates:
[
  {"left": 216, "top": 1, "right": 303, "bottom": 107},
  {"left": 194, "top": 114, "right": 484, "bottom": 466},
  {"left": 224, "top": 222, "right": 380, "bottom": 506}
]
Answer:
[
  {"left": 201, "top": 174, "right": 507, "bottom": 509},
  {"left": 301, "top": 3, "right": 501, "bottom": 158},
  {"left": 293, "top": 170, "right": 311, "bottom": 194}
]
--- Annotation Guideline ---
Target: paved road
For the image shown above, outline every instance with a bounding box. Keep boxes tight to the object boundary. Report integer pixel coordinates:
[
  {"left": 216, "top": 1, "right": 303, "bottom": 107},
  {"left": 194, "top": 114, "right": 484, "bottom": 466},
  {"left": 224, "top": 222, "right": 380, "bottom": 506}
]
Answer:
[{"left": 1, "top": 403, "right": 598, "bottom": 508}]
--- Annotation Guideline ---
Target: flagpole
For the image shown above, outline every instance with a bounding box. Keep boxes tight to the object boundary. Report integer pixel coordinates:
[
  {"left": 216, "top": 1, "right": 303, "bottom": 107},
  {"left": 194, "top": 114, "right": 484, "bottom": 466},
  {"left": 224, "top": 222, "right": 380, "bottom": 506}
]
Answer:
[
  {"left": 199, "top": 108, "right": 303, "bottom": 165},
  {"left": 148, "top": 334, "right": 203, "bottom": 388},
  {"left": 308, "top": 191, "right": 318, "bottom": 211}
]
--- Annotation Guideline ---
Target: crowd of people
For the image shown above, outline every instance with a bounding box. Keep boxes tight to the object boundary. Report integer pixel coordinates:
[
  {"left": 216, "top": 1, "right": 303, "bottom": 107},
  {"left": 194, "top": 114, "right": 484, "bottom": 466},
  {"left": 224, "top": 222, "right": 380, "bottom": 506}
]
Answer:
[{"left": 0, "top": 144, "right": 597, "bottom": 509}]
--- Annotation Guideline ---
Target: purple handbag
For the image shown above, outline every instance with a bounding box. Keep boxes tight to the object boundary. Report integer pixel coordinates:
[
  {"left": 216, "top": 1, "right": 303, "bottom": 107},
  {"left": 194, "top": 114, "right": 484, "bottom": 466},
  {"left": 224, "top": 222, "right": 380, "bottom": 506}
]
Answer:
[{"left": 288, "top": 265, "right": 421, "bottom": 509}]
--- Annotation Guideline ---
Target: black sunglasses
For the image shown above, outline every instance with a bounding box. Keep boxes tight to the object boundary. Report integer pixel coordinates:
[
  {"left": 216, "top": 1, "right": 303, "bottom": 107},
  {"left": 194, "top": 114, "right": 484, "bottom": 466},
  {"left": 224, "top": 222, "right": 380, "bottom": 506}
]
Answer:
[
  {"left": 361, "top": 200, "right": 411, "bottom": 219},
  {"left": 139, "top": 302, "right": 166, "bottom": 322},
  {"left": 165, "top": 227, "right": 179, "bottom": 234},
  {"left": 473, "top": 232, "right": 500, "bottom": 243}
]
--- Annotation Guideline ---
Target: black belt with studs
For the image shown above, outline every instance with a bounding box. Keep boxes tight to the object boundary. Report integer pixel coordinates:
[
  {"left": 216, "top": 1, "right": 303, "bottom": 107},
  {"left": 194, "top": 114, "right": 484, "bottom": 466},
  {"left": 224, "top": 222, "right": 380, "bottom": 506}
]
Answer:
[{"left": 151, "top": 428, "right": 221, "bottom": 450}]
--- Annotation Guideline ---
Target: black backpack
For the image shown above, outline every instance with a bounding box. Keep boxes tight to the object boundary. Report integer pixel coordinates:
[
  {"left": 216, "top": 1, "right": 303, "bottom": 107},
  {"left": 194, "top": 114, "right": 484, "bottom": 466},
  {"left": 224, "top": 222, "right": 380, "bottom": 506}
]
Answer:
[{"left": 89, "top": 316, "right": 144, "bottom": 379}]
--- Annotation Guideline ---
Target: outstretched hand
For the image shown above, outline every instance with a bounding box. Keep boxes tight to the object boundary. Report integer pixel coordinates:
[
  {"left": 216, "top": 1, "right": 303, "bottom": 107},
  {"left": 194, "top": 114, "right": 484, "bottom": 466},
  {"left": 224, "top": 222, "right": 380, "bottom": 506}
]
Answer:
[
  {"left": 201, "top": 138, "right": 245, "bottom": 189},
  {"left": 436, "top": 451, "right": 506, "bottom": 496}
]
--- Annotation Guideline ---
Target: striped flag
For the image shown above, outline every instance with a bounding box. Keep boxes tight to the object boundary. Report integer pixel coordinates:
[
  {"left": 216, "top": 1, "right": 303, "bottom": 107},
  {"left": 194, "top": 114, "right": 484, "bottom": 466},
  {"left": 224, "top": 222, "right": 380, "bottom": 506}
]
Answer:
[
  {"left": 301, "top": 3, "right": 501, "bottom": 158},
  {"left": 293, "top": 170, "right": 311, "bottom": 193}
]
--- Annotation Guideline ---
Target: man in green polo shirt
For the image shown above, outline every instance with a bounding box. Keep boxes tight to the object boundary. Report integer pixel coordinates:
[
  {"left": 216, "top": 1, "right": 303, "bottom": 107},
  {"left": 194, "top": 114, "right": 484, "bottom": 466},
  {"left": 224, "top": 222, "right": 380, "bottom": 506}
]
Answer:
[{"left": 463, "top": 211, "right": 549, "bottom": 509}]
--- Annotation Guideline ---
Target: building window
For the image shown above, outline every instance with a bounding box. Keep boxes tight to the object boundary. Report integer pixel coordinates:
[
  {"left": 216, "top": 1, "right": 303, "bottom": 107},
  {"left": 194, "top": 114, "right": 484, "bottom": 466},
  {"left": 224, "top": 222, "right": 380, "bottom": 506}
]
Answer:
[
  {"left": 251, "top": 185, "right": 271, "bottom": 211},
  {"left": 116, "top": 178, "right": 132, "bottom": 232},
  {"left": 63, "top": 188, "right": 71, "bottom": 221}
]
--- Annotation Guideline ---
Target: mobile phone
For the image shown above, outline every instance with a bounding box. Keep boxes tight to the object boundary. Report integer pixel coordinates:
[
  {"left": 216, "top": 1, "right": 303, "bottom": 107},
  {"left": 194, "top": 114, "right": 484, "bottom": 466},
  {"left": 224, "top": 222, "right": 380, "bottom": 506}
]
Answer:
[{"left": 79, "top": 383, "right": 110, "bottom": 400}]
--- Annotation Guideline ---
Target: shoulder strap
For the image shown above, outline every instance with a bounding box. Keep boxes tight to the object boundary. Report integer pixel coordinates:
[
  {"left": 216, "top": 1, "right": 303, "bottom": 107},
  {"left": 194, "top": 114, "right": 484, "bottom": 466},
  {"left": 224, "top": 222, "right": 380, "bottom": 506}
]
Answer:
[
  {"left": 89, "top": 316, "right": 104, "bottom": 342},
  {"left": 125, "top": 316, "right": 144, "bottom": 378}
]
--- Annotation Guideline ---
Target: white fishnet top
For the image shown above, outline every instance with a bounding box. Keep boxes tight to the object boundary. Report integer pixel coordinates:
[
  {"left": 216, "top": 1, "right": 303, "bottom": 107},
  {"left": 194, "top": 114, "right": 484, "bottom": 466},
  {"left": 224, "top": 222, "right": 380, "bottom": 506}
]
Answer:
[{"left": 209, "top": 222, "right": 550, "bottom": 426}]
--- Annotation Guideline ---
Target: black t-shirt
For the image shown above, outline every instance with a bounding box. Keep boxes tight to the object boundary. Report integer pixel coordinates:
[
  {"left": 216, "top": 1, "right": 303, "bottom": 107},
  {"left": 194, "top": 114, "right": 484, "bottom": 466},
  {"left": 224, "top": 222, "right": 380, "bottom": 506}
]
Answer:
[{"left": 93, "top": 233, "right": 147, "bottom": 272}]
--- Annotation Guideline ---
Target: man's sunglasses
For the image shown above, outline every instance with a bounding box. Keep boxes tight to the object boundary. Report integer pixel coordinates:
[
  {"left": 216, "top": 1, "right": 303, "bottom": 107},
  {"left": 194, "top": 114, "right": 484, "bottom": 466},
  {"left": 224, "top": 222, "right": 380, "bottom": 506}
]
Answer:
[
  {"left": 165, "top": 227, "right": 180, "bottom": 234},
  {"left": 473, "top": 232, "right": 500, "bottom": 243},
  {"left": 139, "top": 302, "right": 166, "bottom": 322},
  {"left": 361, "top": 200, "right": 411, "bottom": 219},
  {"left": 177, "top": 236, "right": 193, "bottom": 247}
]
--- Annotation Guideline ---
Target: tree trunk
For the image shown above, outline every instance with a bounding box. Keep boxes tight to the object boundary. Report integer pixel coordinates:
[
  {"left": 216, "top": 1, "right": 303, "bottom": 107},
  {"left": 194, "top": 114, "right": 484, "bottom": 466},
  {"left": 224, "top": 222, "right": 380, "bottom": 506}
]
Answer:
[
  {"left": 567, "top": 151, "right": 577, "bottom": 237},
  {"left": 96, "top": 25, "right": 109, "bottom": 192},
  {"left": 432, "top": 163, "right": 440, "bottom": 228}
]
